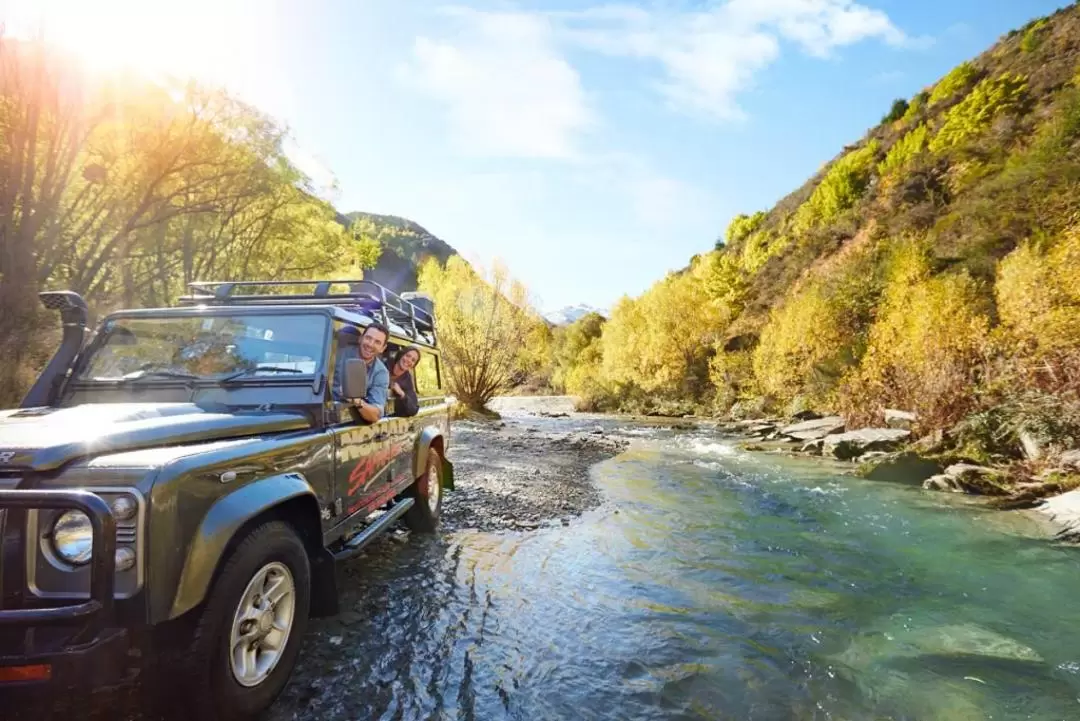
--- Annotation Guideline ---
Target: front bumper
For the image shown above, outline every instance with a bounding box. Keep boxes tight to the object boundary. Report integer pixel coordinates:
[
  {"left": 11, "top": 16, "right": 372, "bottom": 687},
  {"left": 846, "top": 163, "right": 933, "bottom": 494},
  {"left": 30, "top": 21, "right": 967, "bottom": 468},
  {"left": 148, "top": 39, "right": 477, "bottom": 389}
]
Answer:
[{"left": 0, "top": 489, "right": 127, "bottom": 693}]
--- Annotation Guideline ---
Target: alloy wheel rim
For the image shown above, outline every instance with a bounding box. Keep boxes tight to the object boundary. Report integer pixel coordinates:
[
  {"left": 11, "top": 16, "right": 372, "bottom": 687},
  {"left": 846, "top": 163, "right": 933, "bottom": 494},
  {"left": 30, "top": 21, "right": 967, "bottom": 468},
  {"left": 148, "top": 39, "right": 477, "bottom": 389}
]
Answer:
[{"left": 228, "top": 561, "right": 296, "bottom": 688}]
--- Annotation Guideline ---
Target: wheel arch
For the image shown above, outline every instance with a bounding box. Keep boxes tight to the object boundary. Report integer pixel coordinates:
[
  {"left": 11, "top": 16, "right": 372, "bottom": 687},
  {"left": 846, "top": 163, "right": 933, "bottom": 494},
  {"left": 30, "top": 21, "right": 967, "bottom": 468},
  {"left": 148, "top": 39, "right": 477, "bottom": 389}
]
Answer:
[
  {"left": 163, "top": 473, "right": 338, "bottom": 623},
  {"left": 412, "top": 425, "right": 446, "bottom": 480}
]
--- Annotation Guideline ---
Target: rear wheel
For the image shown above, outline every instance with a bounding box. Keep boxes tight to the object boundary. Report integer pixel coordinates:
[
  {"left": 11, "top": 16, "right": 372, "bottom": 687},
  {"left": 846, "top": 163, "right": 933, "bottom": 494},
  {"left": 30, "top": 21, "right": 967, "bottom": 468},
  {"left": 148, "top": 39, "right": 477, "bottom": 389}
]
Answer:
[
  {"left": 175, "top": 521, "right": 311, "bottom": 721},
  {"left": 405, "top": 448, "right": 443, "bottom": 533}
]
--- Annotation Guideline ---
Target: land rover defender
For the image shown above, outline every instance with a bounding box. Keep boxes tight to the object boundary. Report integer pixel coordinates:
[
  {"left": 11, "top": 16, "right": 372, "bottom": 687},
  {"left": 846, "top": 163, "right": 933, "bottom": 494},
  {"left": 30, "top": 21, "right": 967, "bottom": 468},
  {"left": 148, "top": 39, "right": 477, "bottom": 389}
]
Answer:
[{"left": 0, "top": 279, "right": 454, "bottom": 719}]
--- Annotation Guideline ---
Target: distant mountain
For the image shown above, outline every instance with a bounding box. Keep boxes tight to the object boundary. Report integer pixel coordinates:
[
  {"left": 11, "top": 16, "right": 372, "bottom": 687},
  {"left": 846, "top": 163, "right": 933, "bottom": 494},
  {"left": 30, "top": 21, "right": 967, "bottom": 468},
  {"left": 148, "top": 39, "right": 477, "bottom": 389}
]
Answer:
[
  {"left": 544, "top": 304, "right": 608, "bottom": 326},
  {"left": 337, "top": 211, "right": 459, "bottom": 294}
]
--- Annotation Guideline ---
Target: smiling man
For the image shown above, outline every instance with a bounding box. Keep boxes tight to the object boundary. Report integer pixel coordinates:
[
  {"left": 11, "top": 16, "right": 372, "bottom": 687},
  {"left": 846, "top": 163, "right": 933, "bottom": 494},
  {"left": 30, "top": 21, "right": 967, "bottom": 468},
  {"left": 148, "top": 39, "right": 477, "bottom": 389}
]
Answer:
[{"left": 334, "top": 322, "right": 390, "bottom": 424}]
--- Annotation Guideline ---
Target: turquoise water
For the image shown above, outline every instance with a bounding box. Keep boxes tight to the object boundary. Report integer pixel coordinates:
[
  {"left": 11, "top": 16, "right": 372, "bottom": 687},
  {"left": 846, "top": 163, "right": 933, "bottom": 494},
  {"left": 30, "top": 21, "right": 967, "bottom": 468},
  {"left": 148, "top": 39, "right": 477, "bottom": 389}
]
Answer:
[{"left": 275, "top": 421, "right": 1080, "bottom": 721}]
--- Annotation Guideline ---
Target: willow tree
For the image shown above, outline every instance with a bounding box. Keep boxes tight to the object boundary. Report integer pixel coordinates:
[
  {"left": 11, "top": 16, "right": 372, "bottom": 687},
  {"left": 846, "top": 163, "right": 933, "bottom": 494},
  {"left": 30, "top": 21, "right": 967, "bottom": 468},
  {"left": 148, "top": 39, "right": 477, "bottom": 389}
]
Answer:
[{"left": 417, "top": 256, "right": 533, "bottom": 411}]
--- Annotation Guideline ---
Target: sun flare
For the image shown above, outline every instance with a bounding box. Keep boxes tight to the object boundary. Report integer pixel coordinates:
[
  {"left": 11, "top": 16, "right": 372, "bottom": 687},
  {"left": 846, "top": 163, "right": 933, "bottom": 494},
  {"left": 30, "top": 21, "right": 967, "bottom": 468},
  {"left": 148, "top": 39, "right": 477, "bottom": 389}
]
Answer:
[{"left": 2, "top": 0, "right": 268, "bottom": 88}]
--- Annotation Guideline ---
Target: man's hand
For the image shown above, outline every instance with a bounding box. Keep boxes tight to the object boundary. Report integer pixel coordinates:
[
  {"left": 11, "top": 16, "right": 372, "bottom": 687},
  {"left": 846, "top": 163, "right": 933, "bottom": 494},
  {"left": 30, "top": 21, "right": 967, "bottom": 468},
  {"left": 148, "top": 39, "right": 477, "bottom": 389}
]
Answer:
[{"left": 351, "top": 399, "right": 382, "bottom": 424}]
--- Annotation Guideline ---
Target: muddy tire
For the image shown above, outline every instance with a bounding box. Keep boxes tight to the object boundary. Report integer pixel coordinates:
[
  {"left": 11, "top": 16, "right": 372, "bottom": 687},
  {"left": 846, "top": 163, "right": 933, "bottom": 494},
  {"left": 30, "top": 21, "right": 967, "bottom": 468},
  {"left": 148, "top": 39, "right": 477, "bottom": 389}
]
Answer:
[
  {"left": 175, "top": 521, "right": 311, "bottom": 721},
  {"left": 405, "top": 448, "right": 443, "bottom": 533}
]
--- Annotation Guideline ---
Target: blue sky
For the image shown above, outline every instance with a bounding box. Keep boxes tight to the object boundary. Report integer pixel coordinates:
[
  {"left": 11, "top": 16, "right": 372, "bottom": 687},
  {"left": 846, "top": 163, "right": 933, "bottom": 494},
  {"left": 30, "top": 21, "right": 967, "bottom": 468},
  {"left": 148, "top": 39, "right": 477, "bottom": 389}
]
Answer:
[{"left": 7, "top": 0, "right": 1070, "bottom": 312}]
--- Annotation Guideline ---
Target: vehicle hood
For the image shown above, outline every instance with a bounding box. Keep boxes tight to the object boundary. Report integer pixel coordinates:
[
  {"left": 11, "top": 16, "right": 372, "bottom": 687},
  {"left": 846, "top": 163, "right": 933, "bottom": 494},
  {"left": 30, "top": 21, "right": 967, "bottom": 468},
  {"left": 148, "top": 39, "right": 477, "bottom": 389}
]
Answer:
[{"left": 0, "top": 403, "right": 312, "bottom": 472}]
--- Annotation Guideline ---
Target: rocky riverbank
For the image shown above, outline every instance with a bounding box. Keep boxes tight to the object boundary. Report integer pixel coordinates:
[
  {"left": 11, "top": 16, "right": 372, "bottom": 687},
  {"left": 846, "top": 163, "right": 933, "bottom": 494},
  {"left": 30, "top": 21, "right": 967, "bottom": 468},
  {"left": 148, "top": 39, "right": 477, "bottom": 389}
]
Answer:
[
  {"left": 440, "top": 418, "right": 628, "bottom": 533},
  {"left": 714, "top": 410, "right": 1080, "bottom": 542}
]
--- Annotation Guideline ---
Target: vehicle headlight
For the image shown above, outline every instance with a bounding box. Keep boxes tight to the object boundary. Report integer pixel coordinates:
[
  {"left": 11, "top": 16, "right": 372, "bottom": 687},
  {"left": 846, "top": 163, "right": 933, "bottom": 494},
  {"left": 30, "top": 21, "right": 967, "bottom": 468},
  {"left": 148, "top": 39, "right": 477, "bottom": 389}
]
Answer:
[{"left": 52, "top": 510, "right": 93, "bottom": 566}]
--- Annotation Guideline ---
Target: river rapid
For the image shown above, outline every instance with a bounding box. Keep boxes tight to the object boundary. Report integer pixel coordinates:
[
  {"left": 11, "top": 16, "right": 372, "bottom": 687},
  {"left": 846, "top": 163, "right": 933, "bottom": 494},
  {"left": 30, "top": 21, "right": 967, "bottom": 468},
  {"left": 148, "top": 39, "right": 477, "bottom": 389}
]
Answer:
[{"left": 269, "top": 400, "right": 1080, "bottom": 721}]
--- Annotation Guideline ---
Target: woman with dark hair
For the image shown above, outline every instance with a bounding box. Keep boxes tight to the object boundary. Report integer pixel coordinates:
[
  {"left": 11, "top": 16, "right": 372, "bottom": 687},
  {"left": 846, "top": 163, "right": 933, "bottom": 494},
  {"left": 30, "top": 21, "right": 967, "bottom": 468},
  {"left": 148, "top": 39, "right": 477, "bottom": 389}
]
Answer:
[{"left": 388, "top": 345, "right": 421, "bottom": 417}]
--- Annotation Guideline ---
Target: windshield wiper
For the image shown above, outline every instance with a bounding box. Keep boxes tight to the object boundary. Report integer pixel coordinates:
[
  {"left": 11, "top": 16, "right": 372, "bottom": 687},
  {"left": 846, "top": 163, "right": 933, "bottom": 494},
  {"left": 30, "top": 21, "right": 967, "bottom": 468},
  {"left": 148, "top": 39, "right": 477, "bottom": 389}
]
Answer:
[
  {"left": 219, "top": 367, "right": 306, "bottom": 384},
  {"left": 118, "top": 369, "right": 201, "bottom": 384}
]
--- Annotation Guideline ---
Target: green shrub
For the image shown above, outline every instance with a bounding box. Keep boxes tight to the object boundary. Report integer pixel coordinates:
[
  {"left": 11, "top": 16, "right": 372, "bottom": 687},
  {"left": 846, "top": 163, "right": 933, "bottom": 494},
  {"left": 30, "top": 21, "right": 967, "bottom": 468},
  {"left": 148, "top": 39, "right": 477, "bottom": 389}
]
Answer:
[
  {"left": 929, "top": 62, "right": 979, "bottom": 106},
  {"left": 929, "top": 73, "right": 1027, "bottom": 154},
  {"left": 793, "top": 140, "right": 880, "bottom": 232},
  {"left": 878, "top": 124, "right": 929, "bottom": 177},
  {"left": 882, "top": 98, "right": 909, "bottom": 124}
]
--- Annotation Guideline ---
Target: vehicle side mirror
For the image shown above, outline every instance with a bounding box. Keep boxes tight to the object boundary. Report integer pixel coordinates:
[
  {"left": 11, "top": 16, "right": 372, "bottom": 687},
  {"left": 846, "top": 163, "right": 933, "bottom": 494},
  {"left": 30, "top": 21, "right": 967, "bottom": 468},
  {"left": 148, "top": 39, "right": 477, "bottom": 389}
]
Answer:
[{"left": 341, "top": 358, "right": 367, "bottom": 401}]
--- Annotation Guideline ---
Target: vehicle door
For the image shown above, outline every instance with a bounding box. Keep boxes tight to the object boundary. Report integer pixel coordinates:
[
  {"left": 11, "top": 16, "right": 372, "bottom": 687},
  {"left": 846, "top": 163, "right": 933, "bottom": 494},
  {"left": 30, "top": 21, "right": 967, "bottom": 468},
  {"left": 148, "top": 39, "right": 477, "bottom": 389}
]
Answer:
[{"left": 328, "top": 322, "right": 398, "bottom": 518}]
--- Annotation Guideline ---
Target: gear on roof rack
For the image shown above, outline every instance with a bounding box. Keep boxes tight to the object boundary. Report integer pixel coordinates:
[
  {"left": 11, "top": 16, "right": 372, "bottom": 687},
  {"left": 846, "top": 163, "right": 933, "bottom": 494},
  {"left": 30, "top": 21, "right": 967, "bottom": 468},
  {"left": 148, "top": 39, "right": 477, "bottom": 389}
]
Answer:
[{"left": 177, "top": 279, "right": 436, "bottom": 346}]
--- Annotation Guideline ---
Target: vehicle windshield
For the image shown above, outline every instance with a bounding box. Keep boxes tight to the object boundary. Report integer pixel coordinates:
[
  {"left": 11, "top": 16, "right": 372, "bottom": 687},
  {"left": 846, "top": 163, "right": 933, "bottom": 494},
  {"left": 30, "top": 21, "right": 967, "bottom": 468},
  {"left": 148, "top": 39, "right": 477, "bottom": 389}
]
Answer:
[{"left": 74, "top": 313, "right": 329, "bottom": 382}]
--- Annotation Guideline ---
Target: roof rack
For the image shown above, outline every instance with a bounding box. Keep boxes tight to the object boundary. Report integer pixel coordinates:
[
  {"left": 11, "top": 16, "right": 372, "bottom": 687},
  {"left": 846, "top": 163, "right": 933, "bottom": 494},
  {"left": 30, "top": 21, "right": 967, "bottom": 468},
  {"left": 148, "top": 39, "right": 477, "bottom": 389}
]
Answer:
[{"left": 177, "top": 279, "right": 437, "bottom": 346}]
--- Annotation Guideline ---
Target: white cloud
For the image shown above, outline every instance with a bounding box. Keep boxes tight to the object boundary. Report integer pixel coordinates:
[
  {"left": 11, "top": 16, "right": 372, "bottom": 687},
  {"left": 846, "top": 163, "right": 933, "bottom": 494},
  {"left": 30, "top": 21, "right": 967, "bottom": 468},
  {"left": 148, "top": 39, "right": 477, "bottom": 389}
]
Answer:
[
  {"left": 558, "top": 0, "right": 911, "bottom": 121},
  {"left": 403, "top": 8, "right": 595, "bottom": 159}
]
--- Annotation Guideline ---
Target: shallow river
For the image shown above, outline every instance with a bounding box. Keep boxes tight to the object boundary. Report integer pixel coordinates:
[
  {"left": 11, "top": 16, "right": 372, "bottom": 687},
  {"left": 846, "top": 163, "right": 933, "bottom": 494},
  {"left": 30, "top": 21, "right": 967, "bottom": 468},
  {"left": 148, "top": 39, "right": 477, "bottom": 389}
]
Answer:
[{"left": 273, "top": 412, "right": 1080, "bottom": 721}]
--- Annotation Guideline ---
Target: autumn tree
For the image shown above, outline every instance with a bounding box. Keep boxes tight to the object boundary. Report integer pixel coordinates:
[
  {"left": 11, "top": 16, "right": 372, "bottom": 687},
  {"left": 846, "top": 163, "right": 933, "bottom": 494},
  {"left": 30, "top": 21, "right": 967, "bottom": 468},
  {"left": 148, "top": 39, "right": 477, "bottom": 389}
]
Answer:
[{"left": 417, "top": 256, "right": 533, "bottom": 411}]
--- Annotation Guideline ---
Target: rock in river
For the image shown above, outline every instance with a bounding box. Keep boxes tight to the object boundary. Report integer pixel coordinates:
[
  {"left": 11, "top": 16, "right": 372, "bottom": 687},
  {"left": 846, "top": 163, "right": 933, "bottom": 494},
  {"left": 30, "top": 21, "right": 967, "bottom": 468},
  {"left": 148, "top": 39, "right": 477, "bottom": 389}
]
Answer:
[
  {"left": 780, "top": 416, "right": 846, "bottom": 441},
  {"left": 858, "top": 450, "right": 943, "bottom": 484},
  {"left": 823, "top": 428, "right": 911, "bottom": 460},
  {"left": 1036, "top": 488, "right": 1080, "bottom": 542},
  {"left": 834, "top": 622, "right": 1043, "bottom": 668},
  {"left": 922, "top": 463, "right": 1009, "bottom": 495}
]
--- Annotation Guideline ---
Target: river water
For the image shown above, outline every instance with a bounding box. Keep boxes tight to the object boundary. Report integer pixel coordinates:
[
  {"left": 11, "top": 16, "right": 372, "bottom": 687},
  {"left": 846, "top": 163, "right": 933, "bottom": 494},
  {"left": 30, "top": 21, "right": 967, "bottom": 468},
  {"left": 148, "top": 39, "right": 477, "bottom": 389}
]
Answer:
[{"left": 273, "top": 411, "right": 1080, "bottom": 721}]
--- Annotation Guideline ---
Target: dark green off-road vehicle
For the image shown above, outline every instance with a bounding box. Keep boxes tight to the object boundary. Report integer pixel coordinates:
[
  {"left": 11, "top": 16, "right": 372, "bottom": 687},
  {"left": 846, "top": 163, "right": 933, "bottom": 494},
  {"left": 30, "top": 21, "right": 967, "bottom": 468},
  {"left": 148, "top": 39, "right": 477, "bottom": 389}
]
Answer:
[{"left": 0, "top": 280, "right": 453, "bottom": 719}]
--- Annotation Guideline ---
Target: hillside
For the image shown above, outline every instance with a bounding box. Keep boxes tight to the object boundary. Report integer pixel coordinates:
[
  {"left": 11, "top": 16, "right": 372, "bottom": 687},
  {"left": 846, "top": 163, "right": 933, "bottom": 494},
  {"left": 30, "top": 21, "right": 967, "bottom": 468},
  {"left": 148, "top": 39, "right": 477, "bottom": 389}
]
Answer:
[
  {"left": 340, "top": 211, "right": 458, "bottom": 294},
  {"left": 553, "top": 4, "right": 1080, "bottom": 463}
]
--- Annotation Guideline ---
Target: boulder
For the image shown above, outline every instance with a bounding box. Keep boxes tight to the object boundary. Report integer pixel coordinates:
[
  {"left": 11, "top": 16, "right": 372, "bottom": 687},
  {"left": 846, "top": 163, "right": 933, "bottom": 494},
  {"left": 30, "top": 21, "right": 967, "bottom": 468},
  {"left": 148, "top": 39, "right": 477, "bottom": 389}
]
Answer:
[
  {"left": 912, "top": 428, "right": 947, "bottom": 454},
  {"left": 800, "top": 438, "right": 824, "bottom": 456},
  {"left": 923, "top": 475, "right": 961, "bottom": 492},
  {"left": 884, "top": 409, "right": 917, "bottom": 429},
  {"left": 779, "top": 416, "right": 846, "bottom": 441},
  {"left": 1060, "top": 449, "right": 1080, "bottom": 470},
  {"left": 859, "top": 451, "right": 944, "bottom": 485},
  {"left": 745, "top": 422, "right": 778, "bottom": 437},
  {"left": 923, "top": 463, "right": 1009, "bottom": 495},
  {"left": 1018, "top": 429, "right": 1047, "bottom": 461},
  {"left": 1036, "top": 488, "right": 1080, "bottom": 542},
  {"left": 823, "top": 428, "right": 911, "bottom": 460}
]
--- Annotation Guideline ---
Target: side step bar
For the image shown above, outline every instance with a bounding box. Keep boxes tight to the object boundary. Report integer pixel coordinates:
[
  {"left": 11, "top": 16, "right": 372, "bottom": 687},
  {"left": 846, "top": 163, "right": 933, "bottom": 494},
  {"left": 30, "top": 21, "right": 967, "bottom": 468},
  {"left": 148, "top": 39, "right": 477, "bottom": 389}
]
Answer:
[{"left": 332, "top": 498, "right": 414, "bottom": 562}]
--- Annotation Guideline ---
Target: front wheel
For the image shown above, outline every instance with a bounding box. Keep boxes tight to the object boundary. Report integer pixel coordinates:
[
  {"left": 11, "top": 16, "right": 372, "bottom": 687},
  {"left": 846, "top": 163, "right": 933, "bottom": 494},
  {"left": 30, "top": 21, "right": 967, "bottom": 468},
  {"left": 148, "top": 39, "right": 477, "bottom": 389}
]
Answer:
[
  {"left": 405, "top": 448, "right": 443, "bottom": 533},
  {"left": 180, "top": 521, "right": 311, "bottom": 721}
]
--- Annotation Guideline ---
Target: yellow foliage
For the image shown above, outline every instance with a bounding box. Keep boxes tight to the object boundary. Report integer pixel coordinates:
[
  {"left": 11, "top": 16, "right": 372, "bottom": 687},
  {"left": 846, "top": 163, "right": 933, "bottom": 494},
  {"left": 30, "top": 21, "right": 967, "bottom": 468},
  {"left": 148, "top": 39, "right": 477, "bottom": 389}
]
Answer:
[
  {"left": 929, "top": 73, "right": 1027, "bottom": 154},
  {"left": 600, "top": 262, "right": 723, "bottom": 395},
  {"left": 741, "top": 231, "right": 791, "bottom": 273},
  {"left": 793, "top": 140, "right": 880, "bottom": 232},
  {"left": 996, "top": 227, "right": 1080, "bottom": 356},
  {"left": 928, "top": 62, "right": 979, "bottom": 106},
  {"left": 417, "top": 256, "right": 533, "bottom": 409},
  {"left": 708, "top": 349, "right": 756, "bottom": 409},
  {"left": 901, "top": 91, "right": 928, "bottom": 124},
  {"left": 752, "top": 282, "right": 860, "bottom": 407},
  {"left": 704, "top": 250, "right": 748, "bottom": 312},
  {"left": 878, "top": 124, "right": 928, "bottom": 177},
  {"left": 843, "top": 241, "right": 991, "bottom": 428}
]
